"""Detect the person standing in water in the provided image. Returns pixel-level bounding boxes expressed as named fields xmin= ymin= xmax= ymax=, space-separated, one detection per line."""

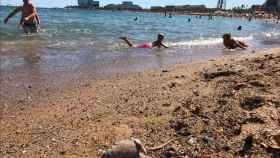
xmin=4 ymin=0 xmax=40 ymax=33
xmin=120 ymin=33 xmax=169 ymax=49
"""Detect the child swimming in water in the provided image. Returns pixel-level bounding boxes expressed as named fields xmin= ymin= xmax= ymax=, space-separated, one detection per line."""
xmin=120 ymin=33 xmax=169 ymax=49
xmin=223 ymin=33 xmax=248 ymax=50
xmin=4 ymin=0 xmax=40 ymax=33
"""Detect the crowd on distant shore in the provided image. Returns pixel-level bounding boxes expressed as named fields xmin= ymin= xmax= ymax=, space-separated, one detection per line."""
xmin=161 ymin=10 xmax=280 ymax=22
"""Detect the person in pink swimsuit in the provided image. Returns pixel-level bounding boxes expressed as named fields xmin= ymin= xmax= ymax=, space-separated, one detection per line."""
xmin=120 ymin=33 xmax=169 ymax=49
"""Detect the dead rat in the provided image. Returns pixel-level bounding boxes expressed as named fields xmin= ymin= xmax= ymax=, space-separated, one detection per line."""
xmin=99 ymin=138 xmax=176 ymax=158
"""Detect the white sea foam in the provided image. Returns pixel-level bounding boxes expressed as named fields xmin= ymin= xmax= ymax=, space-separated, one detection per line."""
xmin=262 ymin=31 xmax=280 ymax=38
xmin=169 ymin=35 xmax=254 ymax=47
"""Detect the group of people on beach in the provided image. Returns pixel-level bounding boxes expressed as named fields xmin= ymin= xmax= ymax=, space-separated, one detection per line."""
xmin=3 ymin=0 xmax=248 ymax=50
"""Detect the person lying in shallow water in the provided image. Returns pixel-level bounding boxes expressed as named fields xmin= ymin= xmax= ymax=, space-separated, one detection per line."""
xmin=223 ymin=33 xmax=248 ymax=50
xmin=120 ymin=33 xmax=169 ymax=49
xmin=4 ymin=0 xmax=40 ymax=33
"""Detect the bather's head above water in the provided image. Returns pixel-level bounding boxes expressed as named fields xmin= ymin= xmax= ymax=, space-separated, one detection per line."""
xmin=223 ymin=33 xmax=231 ymax=40
xmin=23 ymin=0 xmax=31 ymax=4
xmin=156 ymin=33 xmax=165 ymax=42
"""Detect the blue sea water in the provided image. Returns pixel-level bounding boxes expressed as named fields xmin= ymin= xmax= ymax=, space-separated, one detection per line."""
xmin=0 ymin=6 xmax=280 ymax=85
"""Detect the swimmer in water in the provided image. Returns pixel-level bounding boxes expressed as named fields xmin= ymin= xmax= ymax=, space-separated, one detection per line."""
xmin=4 ymin=0 xmax=40 ymax=33
xmin=248 ymin=17 xmax=252 ymax=22
xmin=223 ymin=33 xmax=248 ymax=50
xmin=169 ymin=13 xmax=172 ymax=18
xmin=237 ymin=25 xmax=242 ymax=31
xmin=120 ymin=33 xmax=169 ymax=49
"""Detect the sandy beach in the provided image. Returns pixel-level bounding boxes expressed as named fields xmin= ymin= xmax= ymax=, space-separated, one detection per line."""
xmin=1 ymin=48 xmax=280 ymax=158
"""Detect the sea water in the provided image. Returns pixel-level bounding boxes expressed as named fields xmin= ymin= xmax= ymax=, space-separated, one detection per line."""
xmin=0 ymin=6 xmax=280 ymax=88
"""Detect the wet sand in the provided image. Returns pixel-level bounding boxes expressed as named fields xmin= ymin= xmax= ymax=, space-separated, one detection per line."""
xmin=1 ymin=48 xmax=280 ymax=158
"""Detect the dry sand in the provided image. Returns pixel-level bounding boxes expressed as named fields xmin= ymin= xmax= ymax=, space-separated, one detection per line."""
xmin=1 ymin=48 xmax=280 ymax=158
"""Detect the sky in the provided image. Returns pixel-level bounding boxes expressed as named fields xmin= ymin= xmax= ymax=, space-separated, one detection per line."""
xmin=1 ymin=0 xmax=265 ymax=9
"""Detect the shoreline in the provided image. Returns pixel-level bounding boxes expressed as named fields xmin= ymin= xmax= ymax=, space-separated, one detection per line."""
xmin=64 ymin=7 xmax=280 ymax=21
xmin=2 ymin=5 xmax=279 ymax=21
xmin=1 ymin=47 xmax=280 ymax=157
